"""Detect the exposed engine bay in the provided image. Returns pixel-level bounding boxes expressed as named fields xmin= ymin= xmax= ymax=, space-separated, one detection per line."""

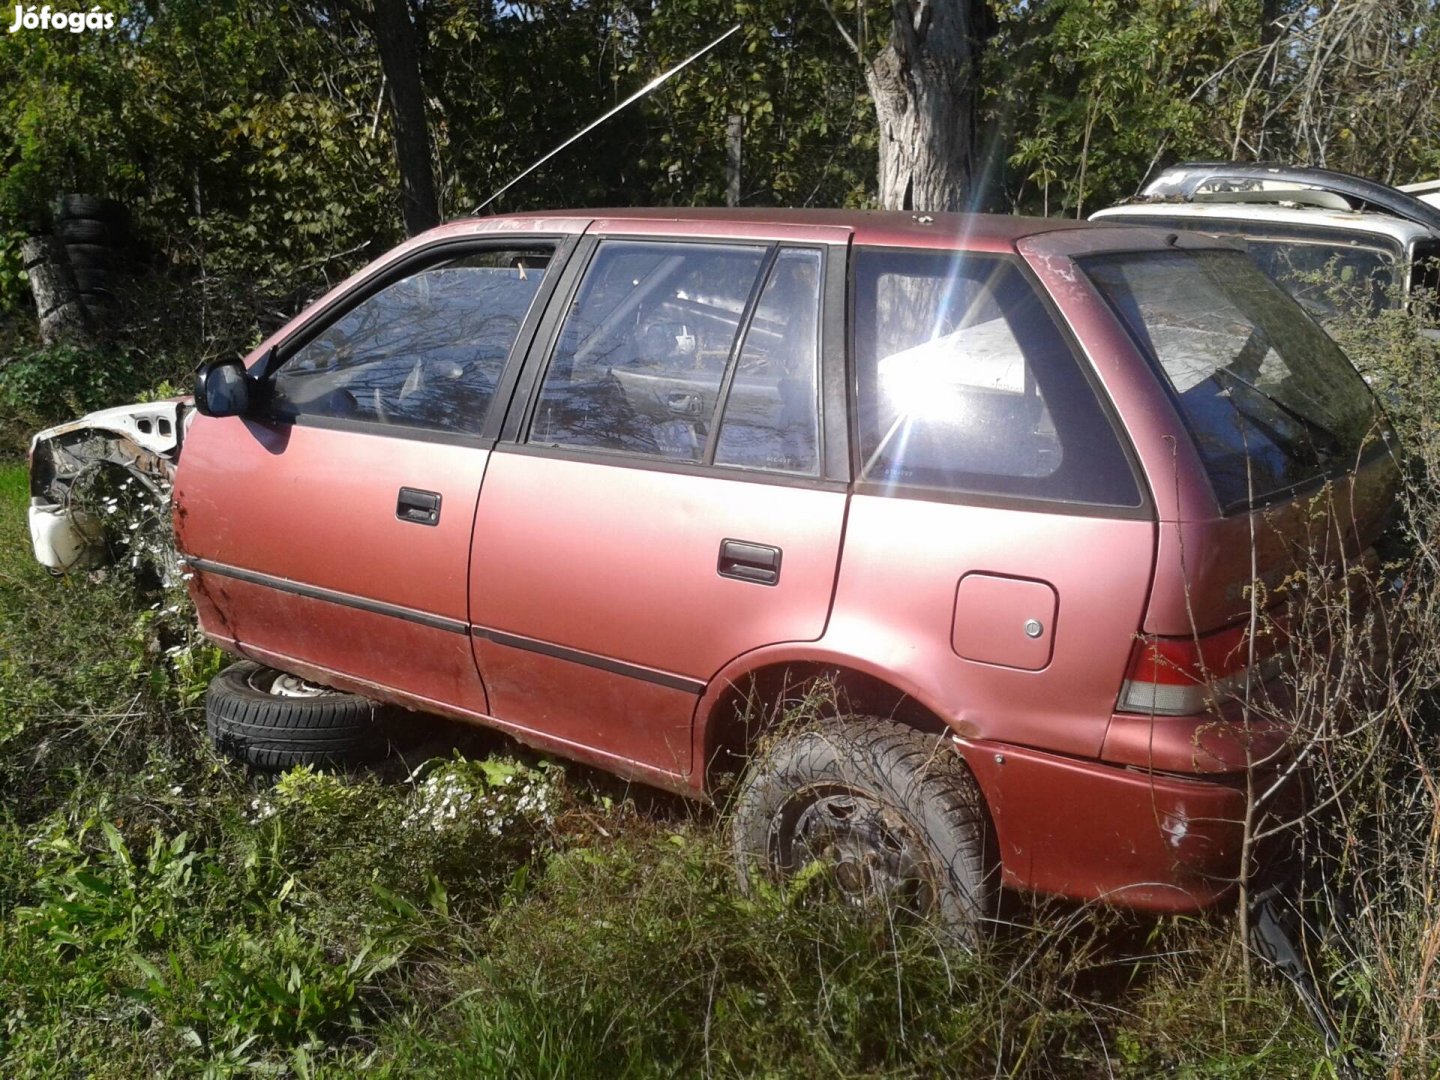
xmin=27 ymin=399 xmax=189 ymax=576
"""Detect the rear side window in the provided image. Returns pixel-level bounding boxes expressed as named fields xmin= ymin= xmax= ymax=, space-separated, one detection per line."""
xmin=271 ymin=247 xmax=551 ymax=434
xmin=1082 ymin=249 xmax=1387 ymax=512
xmin=852 ymin=249 xmax=1139 ymax=507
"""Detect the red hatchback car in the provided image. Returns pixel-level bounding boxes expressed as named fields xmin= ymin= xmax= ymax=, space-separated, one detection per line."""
xmin=34 ymin=208 xmax=1397 ymax=933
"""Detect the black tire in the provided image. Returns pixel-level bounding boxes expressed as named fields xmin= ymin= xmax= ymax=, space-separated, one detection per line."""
xmin=58 ymin=194 xmax=127 ymax=222
xmin=59 ymin=219 xmax=121 ymax=245
xmin=80 ymin=296 xmax=117 ymax=324
xmin=72 ymin=268 xmax=114 ymax=294
xmin=206 ymin=661 xmax=389 ymax=770
xmin=730 ymin=716 xmax=996 ymax=941
xmin=64 ymin=242 xmax=118 ymax=270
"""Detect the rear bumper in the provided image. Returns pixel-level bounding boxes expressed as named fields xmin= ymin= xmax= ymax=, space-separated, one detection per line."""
xmin=957 ymin=737 xmax=1299 ymax=913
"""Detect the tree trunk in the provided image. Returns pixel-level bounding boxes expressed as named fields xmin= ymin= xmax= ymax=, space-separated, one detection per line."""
xmin=369 ymin=0 xmax=439 ymax=236
xmin=21 ymin=236 xmax=94 ymax=347
xmin=866 ymin=0 xmax=995 ymax=212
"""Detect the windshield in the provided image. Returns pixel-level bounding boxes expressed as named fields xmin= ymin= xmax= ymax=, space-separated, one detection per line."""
xmin=1081 ymin=249 xmax=1388 ymax=513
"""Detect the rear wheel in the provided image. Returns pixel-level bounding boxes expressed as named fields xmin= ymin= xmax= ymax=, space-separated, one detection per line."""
xmin=206 ymin=661 xmax=390 ymax=771
xmin=729 ymin=716 xmax=995 ymax=942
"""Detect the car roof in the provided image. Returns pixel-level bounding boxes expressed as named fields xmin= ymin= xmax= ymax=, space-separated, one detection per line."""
xmin=427 ymin=207 xmax=1208 ymax=254
xmin=1090 ymin=201 xmax=1431 ymax=246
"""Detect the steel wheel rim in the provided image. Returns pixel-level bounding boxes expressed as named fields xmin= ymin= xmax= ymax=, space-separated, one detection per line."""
xmin=249 ymin=669 xmax=336 ymax=699
xmin=769 ymin=785 xmax=939 ymax=913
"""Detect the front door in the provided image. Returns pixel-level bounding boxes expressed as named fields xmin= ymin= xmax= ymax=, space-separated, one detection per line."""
xmin=469 ymin=227 xmax=851 ymax=780
xmin=176 ymin=237 xmax=566 ymax=715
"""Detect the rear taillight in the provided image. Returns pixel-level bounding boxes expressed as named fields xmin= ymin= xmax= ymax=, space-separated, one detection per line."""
xmin=1118 ymin=622 xmax=1284 ymax=716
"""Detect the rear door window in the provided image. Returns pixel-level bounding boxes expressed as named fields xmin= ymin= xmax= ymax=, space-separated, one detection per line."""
xmin=713 ymin=248 xmax=822 ymax=473
xmin=1081 ymin=249 xmax=1388 ymax=512
xmin=527 ymin=240 xmax=823 ymax=475
xmin=852 ymin=249 xmax=1140 ymax=507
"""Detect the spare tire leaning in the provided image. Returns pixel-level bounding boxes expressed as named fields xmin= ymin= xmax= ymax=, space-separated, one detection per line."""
xmin=71 ymin=267 xmax=114 ymax=294
xmin=64 ymin=242 xmax=118 ymax=270
xmin=206 ymin=661 xmax=391 ymax=770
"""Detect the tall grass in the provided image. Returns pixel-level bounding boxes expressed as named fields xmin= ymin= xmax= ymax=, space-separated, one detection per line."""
xmin=8 ymin=283 xmax=1440 ymax=1079
xmin=1266 ymin=304 xmax=1440 ymax=1076
xmin=0 ymin=454 xmax=1330 ymax=1077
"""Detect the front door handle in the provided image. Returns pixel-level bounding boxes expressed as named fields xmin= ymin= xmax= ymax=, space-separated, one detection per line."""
xmin=718 ymin=538 xmax=781 ymax=586
xmin=396 ymin=487 xmax=442 ymax=526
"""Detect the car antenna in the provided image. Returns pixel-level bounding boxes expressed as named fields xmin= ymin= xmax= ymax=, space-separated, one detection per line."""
xmin=472 ymin=23 xmax=742 ymax=215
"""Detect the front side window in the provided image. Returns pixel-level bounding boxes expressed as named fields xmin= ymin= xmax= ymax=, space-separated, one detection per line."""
xmin=271 ymin=247 xmax=552 ymax=434
xmin=1082 ymin=249 xmax=1387 ymax=512
xmin=528 ymin=240 xmax=823 ymax=474
xmin=853 ymin=249 xmax=1139 ymax=506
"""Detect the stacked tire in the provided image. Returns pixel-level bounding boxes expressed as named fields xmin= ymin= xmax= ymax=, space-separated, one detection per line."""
xmin=55 ymin=194 xmax=129 ymax=326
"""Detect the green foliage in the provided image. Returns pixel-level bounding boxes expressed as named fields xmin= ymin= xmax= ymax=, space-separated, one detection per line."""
xmin=0 ymin=1 xmax=395 ymax=336
xmin=0 ymin=343 xmax=150 ymax=433
xmin=622 ymin=1 xmax=874 ymax=209
xmin=3 ymin=811 xmax=408 ymax=1068
xmin=993 ymin=0 xmax=1238 ymax=216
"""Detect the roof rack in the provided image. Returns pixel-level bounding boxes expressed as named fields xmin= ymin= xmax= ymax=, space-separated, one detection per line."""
xmin=1140 ymin=162 xmax=1440 ymax=234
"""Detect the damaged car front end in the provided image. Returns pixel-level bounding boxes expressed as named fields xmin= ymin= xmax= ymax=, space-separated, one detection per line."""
xmin=27 ymin=398 xmax=190 ymax=576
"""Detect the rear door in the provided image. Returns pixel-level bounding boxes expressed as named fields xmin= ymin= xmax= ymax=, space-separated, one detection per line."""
xmin=468 ymin=220 xmax=852 ymax=781
xmin=176 ymin=233 xmax=573 ymax=715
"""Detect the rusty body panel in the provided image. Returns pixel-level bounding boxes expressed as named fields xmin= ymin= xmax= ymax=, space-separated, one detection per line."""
xmin=958 ymin=739 xmax=1254 ymax=911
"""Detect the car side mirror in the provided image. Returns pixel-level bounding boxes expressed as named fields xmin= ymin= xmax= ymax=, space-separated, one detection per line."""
xmin=194 ymin=359 xmax=252 ymax=418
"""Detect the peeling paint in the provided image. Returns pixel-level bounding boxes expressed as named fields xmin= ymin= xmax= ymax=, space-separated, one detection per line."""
xmin=1162 ymin=803 xmax=1190 ymax=847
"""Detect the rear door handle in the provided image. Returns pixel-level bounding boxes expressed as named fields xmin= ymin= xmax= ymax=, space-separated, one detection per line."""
xmin=396 ymin=487 xmax=442 ymax=526
xmin=718 ymin=539 xmax=781 ymax=586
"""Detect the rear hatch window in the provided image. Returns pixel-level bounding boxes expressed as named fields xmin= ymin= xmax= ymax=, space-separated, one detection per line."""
xmin=1081 ymin=249 xmax=1389 ymax=513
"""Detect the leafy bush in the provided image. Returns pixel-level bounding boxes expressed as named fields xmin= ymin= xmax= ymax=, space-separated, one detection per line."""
xmin=0 ymin=343 xmax=139 ymax=429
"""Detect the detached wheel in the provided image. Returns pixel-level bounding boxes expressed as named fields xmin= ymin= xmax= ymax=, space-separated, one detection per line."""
xmin=730 ymin=716 xmax=995 ymax=941
xmin=206 ymin=661 xmax=388 ymax=771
